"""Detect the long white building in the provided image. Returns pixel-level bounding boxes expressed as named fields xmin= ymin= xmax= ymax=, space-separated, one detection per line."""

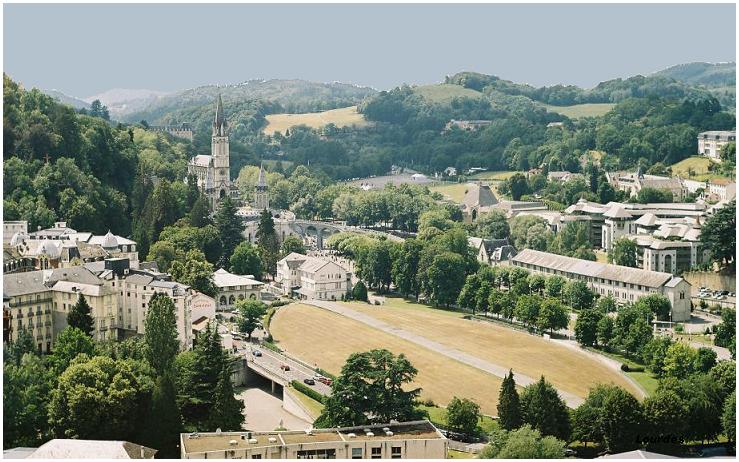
xmin=511 ymin=249 xmax=691 ymax=321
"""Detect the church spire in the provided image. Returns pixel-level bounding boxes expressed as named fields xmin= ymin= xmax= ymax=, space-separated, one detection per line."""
xmin=213 ymin=93 xmax=227 ymax=137
xmin=257 ymin=162 xmax=267 ymax=188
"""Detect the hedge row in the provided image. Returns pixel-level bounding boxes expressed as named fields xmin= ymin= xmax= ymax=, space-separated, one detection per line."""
xmin=291 ymin=380 xmax=326 ymax=404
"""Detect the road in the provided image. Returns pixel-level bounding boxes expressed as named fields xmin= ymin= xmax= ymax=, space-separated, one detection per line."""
xmin=302 ymin=299 xmax=585 ymax=407
xmin=238 ymin=386 xmax=311 ymax=431
xmin=237 ymin=342 xmax=332 ymax=396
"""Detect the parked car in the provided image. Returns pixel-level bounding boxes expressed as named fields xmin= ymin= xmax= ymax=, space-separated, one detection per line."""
xmin=252 ymin=350 xmax=262 ymax=357
xmin=303 ymin=378 xmax=315 ymax=385
xmin=318 ymin=377 xmax=332 ymax=386
xmin=280 ymin=364 xmax=291 ymax=371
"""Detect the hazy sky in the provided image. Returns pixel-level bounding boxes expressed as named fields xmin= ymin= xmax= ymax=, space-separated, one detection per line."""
xmin=4 ymin=3 xmax=736 ymax=98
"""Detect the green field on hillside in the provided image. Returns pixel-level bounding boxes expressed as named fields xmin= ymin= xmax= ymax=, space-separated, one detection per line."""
xmin=262 ymin=106 xmax=369 ymax=135
xmin=543 ymin=103 xmax=615 ymax=119
xmin=670 ymin=156 xmax=730 ymax=181
xmin=468 ymin=170 xmax=520 ymax=181
xmin=414 ymin=84 xmax=484 ymax=103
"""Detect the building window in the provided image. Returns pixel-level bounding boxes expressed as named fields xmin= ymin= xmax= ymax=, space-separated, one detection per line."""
xmin=251 ymin=455 xmax=262 ymax=459
xmin=680 ymin=292 xmax=685 ymax=300
xmin=296 ymin=449 xmax=336 ymax=459
xmin=391 ymin=447 xmax=402 ymax=459
xmin=371 ymin=448 xmax=382 ymax=459
xmin=351 ymin=448 xmax=363 ymax=459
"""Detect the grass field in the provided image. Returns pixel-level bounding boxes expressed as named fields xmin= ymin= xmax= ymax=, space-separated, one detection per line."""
xmin=468 ymin=170 xmax=520 ymax=181
xmin=262 ymin=106 xmax=369 ymax=135
xmin=543 ymin=103 xmax=615 ymax=119
xmin=413 ymin=84 xmax=483 ymax=103
xmin=418 ymin=405 xmax=499 ymax=435
xmin=286 ymin=387 xmax=324 ymax=419
xmin=429 ymin=182 xmax=469 ymax=203
xmin=340 ymin=298 xmax=640 ymax=400
xmin=271 ymin=303 xmax=505 ymax=415
xmin=670 ymin=156 xmax=729 ymax=181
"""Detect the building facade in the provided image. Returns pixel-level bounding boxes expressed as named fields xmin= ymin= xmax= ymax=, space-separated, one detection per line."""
xmin=213 ymin=268 xmax=264 ymax=310
xmin=512 ymin=249 xmax=691 ymax=322
xmin=698 ymin=130 xmax=736 ymax=161
xmin=180 ymin=421 xmax=447 ymax=459
xmin=187 ymin=95 xmax=240 ymax=210
xmin=275 ymin=253 xmax=352 ymax=300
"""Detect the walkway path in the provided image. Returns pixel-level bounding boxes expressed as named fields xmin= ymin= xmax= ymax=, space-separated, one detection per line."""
xmin=303 ymin=300 xmax=585 ymax=407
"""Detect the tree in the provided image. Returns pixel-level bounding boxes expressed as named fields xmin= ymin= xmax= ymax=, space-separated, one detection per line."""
xmin=722 ymin=391 xmax=735 ymax=442
xmin=5 ymin=327 xmax=38 ymax=366
xmin=351 ymin=280 xmax=368 ymax=302
xmin=608 ymin=238 xmax=638 ymax=267
xmin=392 ymin=239 xmax=423 ymax=299
xmin=48 ymin=355 xmax=153 ymax=441
xmin=479 ymin=425 xmax=566 ymax=459
xmin=315 ymin=349 xmax=423 ymax=428
xmin=573 ymin=385 xmax=642 ymax=452
xmin=170 ymin=249 xmax=216 ymax=297
xmin=446 ymin=397 xmax=481 ymax=437
xmin=208 ymin=365 xmax=245 ymax=431
xmin=3 ymin=353 xmax=54 ymax=448
xmin=575 ymin=309 xmax=604 ymax=347
xmin=714 ymin=308 xmax=736 ymax=352
xmin=476 ymin=210 xmax=510 ymax=240
xmin=642 ymin=389 xmax=689 ymax=447
xmin=457 ymin=274 xmax=481 ymax=312
xmin=497 ymin=370 xmax=522 ymax=430
xmin=693 ymin=347 xmax=717 ymax=374
xmin=426 ymin=252 xmax=466 ymax=307
xmin=49 ymin=327 xmax=96 ymax=373
xmin=256 ymin=209 xmax=279 ymax=277
xmin=662 ymin=342 xmax=697 ymax=379
xmin=214 ymin=196 xmax=243 ymax=268
xmin=141 ymin=373 xmax=182 ymax=458
xmin=545 ymin=276 xmax=566 ymax=299
xmin=700 ymin=200 xmax=735 ymax=269
xmin=596 ymin=315 xmax=614 ymax=349
xmin=514 ymin=295 xmax=541 ymax=329
xmin=636 ymin=187 xmax=673 ymax=203
xmin=563 ymin=281 xmax=595 ymax=311
xmin=230 ymin=241 xmax=263 ymax=279
xmin=519 ymin=377 xmax=571 ymax=441
xmin=536 ymin=298 xmax=569 ymax=334
xmin=489 ymin=289 xmax=515 ymax=320
xmin=279 ymin=235 xmax=306 ymax=256
xmin=188 ymin=193 xmax=211 ymax=228
xmin=67 ymin=294 xmax=94 ymax=336
xmin=634 ymin=294 xmax=671 ymax=321
xmin=144 ymin=292 xmax=180 ymax=375
xmin=641 ymin=336 xmax=672 ymax=376
xmin=147 ymin=240 xmax=178 ymax=273
xmin=237 ymin=299 xmax=267 ymax=340
xmin=506 ymin=173 xmax=531 ymax=200
xmin=709 ymin=360 xmax=736 ymax=401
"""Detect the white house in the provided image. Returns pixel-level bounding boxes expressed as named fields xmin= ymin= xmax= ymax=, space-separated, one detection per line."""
xmin=698 ymin=130 xmax=735 ymax=161
xmin=275 ymin=253 xmax=352 ymax=300
xmin=212 ymin=268 xmax=263 ymax=310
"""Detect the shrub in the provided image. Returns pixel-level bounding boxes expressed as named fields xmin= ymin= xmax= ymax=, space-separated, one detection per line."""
xmin=674 ymin=324 xmax=684 ymax=333
xmin=621 ymin=363 xmax=630 ymax=372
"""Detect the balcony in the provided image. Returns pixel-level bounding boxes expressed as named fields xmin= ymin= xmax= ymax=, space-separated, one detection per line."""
xmin=9 ymin=297 xmax=52 ymax=308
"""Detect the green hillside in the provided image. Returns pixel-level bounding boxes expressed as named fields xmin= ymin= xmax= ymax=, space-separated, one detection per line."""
xmin=413 ymin=84 xmax=483 ymax=103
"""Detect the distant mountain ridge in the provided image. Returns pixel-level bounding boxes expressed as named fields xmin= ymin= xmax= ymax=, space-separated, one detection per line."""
xmin=654 ymin=62 xmax=735 ymax=87
xmin=42 ymin=89 xmax=90 ymax=110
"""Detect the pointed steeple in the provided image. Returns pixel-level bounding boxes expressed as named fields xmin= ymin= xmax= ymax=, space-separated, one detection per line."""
xmin=213 ymin=93 xmax=227 ymax=137
xmin=257 ymin=162 xmax=267 ymax=188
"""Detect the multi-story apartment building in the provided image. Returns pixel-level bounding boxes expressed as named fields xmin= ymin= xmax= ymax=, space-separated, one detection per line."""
xmin=698 ymin=130 xmax=735 ymax=161
xmin=4 ymin=272 xmax=55 ymax=353
xmin=213 ymin=268 xmax=263 ymax=310
xmin=180 ymin=421 xmax=447 ymax=459
xmin=275 ymin=253 xmax=352 ymax=300
xmin=512 ymin=249 xmax=691 ymax=321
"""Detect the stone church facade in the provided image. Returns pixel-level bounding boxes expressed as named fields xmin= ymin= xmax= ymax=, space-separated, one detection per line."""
xmin=187 ymin=94 xmax=240 ymax=210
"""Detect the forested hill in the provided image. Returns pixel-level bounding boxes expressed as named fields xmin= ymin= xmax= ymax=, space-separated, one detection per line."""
xmin=3 ymin=74 xmax=197 ymax=236
xmin=653 ymin=62 xmax=735 ymax=109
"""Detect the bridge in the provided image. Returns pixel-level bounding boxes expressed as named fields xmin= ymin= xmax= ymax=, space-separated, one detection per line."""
xmin=288 ymin=220 xmax=404 ymax=249
xmin=238 ymin=343 xmax=331 ymax=397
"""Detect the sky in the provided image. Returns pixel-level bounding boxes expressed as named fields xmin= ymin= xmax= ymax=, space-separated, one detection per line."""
xmin=4 ymin=3 xmax=736 ymax=98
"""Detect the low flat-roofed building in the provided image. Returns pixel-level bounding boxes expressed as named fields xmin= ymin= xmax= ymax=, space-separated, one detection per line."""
xmin=511 ymin=249 xmax=691 ymax=321
xmin=180 ymin=420 xmax=447 ymax=459
xmin=213 ymin=268 xmax=264 ymax=310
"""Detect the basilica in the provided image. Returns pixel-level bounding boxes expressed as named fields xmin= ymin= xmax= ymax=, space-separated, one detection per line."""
xmin=187 ymin=95 xmax=240 ymax=210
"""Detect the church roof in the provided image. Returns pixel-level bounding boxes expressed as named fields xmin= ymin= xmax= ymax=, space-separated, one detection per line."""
xmin=213 ymin=94 xmax=227 ymax=136
xmin=257 ymin=163 xmax=267 ymax=187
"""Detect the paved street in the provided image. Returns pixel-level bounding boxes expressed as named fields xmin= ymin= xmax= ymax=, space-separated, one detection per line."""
xmin=237 ymin=386 xmax=311 ymax=431
xmin=302 ymin=300 xmax=585 ymax=407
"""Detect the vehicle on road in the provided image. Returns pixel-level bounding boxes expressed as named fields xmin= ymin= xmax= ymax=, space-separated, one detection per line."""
xmin=280 ymin=364 xmax=291 ymax=371
xmin=303 ymin=378 xmax=315 ymax=385
xmin=252 ymin=350 xmax=262 ymax=357
xmin=317 ymin=377 xmax=332 ymax=385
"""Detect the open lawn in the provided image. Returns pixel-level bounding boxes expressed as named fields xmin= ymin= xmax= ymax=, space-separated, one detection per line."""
xmin=341 ymin=298 xmax=641 ymax=400
xmin=262 ymin=106 xmax=369 ymax=135
xmin=670 ymin=156 xmax=730 ymax=181
xmin=468 ymin=171 xmax=520 ymax=181
xmin=543 ymin=103 xmax=615 ymax=119
xmin=286 ymin=387 xmax=324 ymax=420
xmin=429 ymin=182 xmax=469 ymax=203
xmin=413 ymin=84 xmax=483 ymax=103
xmin=271 ymin=303 xmax=505 ymax=415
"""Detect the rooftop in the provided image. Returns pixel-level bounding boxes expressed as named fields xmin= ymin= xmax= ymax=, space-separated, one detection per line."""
xmin=512 ymin=249 xmax=682 ymax=288
xmin=23 ymin=439 xmax=156 ymax=459
xmin=213 ymin=268 xmax=264 ymax=288
xmin=181 ymin=421 xmax=444 ymax=455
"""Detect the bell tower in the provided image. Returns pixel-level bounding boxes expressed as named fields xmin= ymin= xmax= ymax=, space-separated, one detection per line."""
xmin=254 ymin=163 xmax=269 ymax=210
xmin=211 ymin=94 xmax=230 ymax=188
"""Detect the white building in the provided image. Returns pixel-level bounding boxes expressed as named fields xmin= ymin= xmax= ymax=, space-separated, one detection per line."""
xmin=512 ymin=249 xmax=691 ymax=322
xmin=275 ymin=253 xmax=352 ymax=300
xmin=213 ymin=268 xmax=264 ymax=310
xmin=5 ymin=439 xmax=156 ymax=459
xmin=706 ymin=178 xmax=736 ymax=202
xmin=698 ymin=130 xmax=735 ymax=161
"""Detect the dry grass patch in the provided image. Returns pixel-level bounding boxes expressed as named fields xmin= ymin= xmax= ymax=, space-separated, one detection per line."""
xmin=341 ymin=299 xmax=640 ymax=399
xmin=271 ymin=303 xmax=503 ymax=415
xmin=429 ymin=183 xmax=469 ymax=203
xmin=262 ymin=106 xmax=369 ymax=135
xmin=543 ymin=103 xmax=615 ymax=118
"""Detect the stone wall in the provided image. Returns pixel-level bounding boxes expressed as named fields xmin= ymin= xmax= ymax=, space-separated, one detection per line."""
xmin=683 ymin=271 xmax=736 ymax=292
